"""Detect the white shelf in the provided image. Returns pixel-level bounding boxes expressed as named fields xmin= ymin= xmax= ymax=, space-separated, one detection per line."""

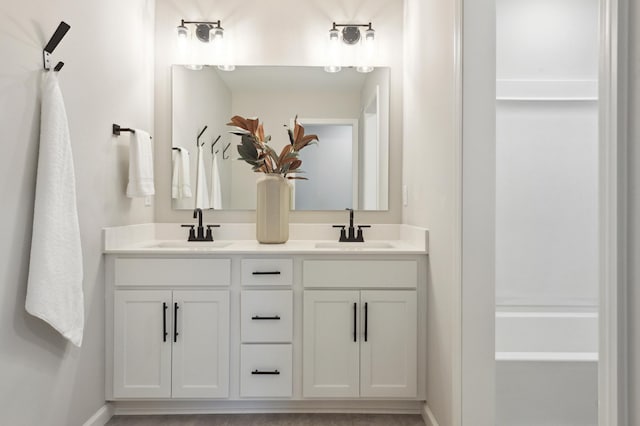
xmin=496 ymin=79 xmax=598 ymax=101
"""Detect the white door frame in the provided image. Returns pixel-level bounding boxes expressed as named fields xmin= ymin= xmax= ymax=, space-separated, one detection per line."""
xmin=598 ymin=0 xmax=625 ymax=424
xmin=457 ymin=0 xmax=625 ymax=424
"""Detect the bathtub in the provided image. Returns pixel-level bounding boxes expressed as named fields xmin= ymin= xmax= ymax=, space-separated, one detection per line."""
xmin=495 ymin=309 xmax=598 ymax=426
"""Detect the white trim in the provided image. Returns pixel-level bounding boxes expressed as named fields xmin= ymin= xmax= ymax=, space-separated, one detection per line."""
xmin=112 ymin=400 xmax=423 ymax=416
xmin=82 ymin=403 xmax=114 ymax=426
xmin=496 ymin=352 xmax=598 ymax=362
xmin=452 ymin=0 xmax=463 ymax=423
xmin=598 ymin=0 xmax=621 ymax=424
xmin=422 ymin=403 xmax=441 ymax=426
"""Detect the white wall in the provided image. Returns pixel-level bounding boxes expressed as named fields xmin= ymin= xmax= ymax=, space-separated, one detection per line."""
xmin=0 ymin=0 xmax=155 ymax=425
xmin=154 ymin=0 xmax=404 ymax=224
xmin=171 ymin=66 xmax=232 ymax=210
xmin=495 ymin=0 xmax=599 ymax=307
xmin=360 ymin=68 xmax=390 ymax=210
xmin=402 ymin=0 xmax=460 ymax=424
xmin=626 ymin=0 xmax=640 ymax=422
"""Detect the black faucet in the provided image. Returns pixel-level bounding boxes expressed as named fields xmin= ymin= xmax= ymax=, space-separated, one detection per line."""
xmin=181 ymin=208 xmax=219 ymax=241
xmin=333 ymin=208 xmax=370 ymax=242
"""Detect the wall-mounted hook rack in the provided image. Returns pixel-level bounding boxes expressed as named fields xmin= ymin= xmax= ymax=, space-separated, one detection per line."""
xmin=113 ymin=123 xmax=152 ymax=139
xmin=197 ymin=126 xmax=208 ymax=147
xmin=43 ymin=21 xmax=70 ymax=71
xmin=211 ymin=135 xmax=221 ymax=154
xmin=223 ymin=142 xmax=231 ymax=159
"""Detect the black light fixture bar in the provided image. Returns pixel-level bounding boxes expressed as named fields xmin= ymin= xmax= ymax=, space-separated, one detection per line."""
xmin=331 ymin=22 xmax=373 ymax=30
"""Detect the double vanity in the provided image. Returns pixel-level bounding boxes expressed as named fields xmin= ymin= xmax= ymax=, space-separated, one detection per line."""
xmin=103 ymin=222 xmax=428 ymax=414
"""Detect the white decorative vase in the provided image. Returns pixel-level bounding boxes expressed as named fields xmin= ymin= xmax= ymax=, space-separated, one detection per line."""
xmin=256 ymin=174 xmax=290 ymax=244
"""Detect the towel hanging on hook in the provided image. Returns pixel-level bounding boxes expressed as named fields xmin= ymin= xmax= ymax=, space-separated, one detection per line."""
xmin=43 ymin=21 xmax=70 ymax=72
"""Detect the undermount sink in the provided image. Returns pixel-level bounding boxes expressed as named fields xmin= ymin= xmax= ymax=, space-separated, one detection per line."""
xmin=314 ymin=241 xmax=395 ymax=249
xmin=143 ymin=240 xmax=232 ymax=249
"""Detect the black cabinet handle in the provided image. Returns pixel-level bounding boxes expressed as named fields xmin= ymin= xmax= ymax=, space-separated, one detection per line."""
xmin=173 ymin=302 xmax=179 ymax=342
xmin=252 ymin=271 xmax=281 ymax=275
xmin=353 ymin=302 xmax=357 ymax=342
xmin=251 ymin=369 xmax=280 ymax=375
xmin=364 ymin=302 xmax=368 ymax=342
xmin=251 ymin=315 xmax=281 ymax=320
xmin=162 ymin=302 xmax=168 ymax=342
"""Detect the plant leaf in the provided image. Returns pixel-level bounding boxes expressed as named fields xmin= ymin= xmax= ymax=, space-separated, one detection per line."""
xmin=227 ymin=116 xmax=249 ymax=130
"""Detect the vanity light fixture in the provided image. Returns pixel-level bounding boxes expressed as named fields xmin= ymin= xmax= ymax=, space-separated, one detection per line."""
xmin=325 ymin=22 xmax=376 ymax=73
xmin=176 ymin=19 xmax=225 ymax=43
xmin=176 ymin=19 xmax=235 ymax=71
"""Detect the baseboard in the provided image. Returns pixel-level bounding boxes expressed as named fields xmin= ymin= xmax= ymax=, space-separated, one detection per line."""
xmin=421 ymin=403 xmax=440 ymax=426
xmin=83 ymin=403 xmax=114 ymax=426
xmin=112 ymin=400 xmax=423 ymax=416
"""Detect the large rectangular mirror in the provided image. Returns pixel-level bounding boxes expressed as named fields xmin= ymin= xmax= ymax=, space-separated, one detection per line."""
xmin=171 ymin=65 xmax=389 ymax=211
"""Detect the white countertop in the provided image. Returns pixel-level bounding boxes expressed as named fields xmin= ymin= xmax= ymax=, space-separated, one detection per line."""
xmin=103 ymin=223 xmax=429 ymax=255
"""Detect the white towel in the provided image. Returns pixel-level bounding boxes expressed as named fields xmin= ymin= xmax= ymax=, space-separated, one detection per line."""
xmin=26 ymin=72 xmax=84 ymax=347
xmin=171 ymin=147 xmax=192 ymax=199
xmin=195 ymin=144 xmax=210 ymax=209
xmin=210 ymin=152 xmax=222 ymax=209
xmin=125 ymin=129 xmax=154 ymax=197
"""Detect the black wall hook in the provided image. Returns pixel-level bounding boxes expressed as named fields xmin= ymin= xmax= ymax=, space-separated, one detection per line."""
xmin=197 ymin=126 xmax=208 ymax=147
xmin=223 ymin=142 xmax=231 ymax=159
xmin=211 ymin=135 xmax=221 ymax=154
xmin=43 ymin=21 xmax=70 ymax=71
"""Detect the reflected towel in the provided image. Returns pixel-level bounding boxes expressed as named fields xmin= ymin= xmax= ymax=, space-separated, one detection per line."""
xmin=171 ymin=147 xmax=192 ymax=199
xmin=26 ymin=72 xmax=84 ymax=347
xmin=210 ymin=152 xmax=222 ymax=209
xmin=195 ymin=144 xmax=210 ymax=209
xmin=126 ymin=129 xmax=154 ymax=197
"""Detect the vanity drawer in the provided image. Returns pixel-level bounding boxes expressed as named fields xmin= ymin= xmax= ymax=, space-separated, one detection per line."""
xmin=241 ymin=290 xmax=293 ymax=343
xmin=240 ymin=344 xmax=292 ymax=398
xmin=114 ymin=258 xmax=231 ymax=287
xmin=302 ymin=260 xmax=417 ymax=288
xmin=241 ymin=259 xmax=293 ymax=286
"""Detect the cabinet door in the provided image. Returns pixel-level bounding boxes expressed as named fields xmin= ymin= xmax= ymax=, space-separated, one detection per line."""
xmin=360 ymin=290 xmax=417 ymax=397
xmin=113 ymin=290 xmax=172 ymax=398
xmin=303 ymin=290 xmax=360 ymax=397
xmin=171 ymin=290 xmax=229 ymax=398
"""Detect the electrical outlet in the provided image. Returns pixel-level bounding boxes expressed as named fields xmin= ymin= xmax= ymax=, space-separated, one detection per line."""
xmin=144 ymin=196 xmax=152 ymax=207
xmin=403 ymin=185 xmax=408 ymax=207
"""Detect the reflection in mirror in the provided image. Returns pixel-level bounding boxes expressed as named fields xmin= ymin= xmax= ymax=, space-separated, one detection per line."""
xmin=171 ymin=65 xmax=389 ymax=211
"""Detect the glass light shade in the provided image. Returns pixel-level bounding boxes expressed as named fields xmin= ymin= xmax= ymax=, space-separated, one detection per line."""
xmin=211 ymin=26 xmax=224 ymax=41
xmin=325 ymin=28 xmax=342 ymax=73
xmin=356 ymin=28 xmax=376 ymax=73
xmin=176 ymin=24 xmax=189 ymax=40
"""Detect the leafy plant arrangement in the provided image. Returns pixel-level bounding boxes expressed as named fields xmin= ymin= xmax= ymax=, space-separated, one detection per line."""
xmin=227 ymin=115 xmax=318 ymax=180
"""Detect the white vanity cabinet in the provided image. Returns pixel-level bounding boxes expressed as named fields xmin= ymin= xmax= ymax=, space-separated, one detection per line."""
xmin=109 ymin=257 xmax=231 ymax=399
xmin=105 ymin=248 xmax=427 ymax=409
xmin=302 ymin=260 xmax=418 ymax=398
